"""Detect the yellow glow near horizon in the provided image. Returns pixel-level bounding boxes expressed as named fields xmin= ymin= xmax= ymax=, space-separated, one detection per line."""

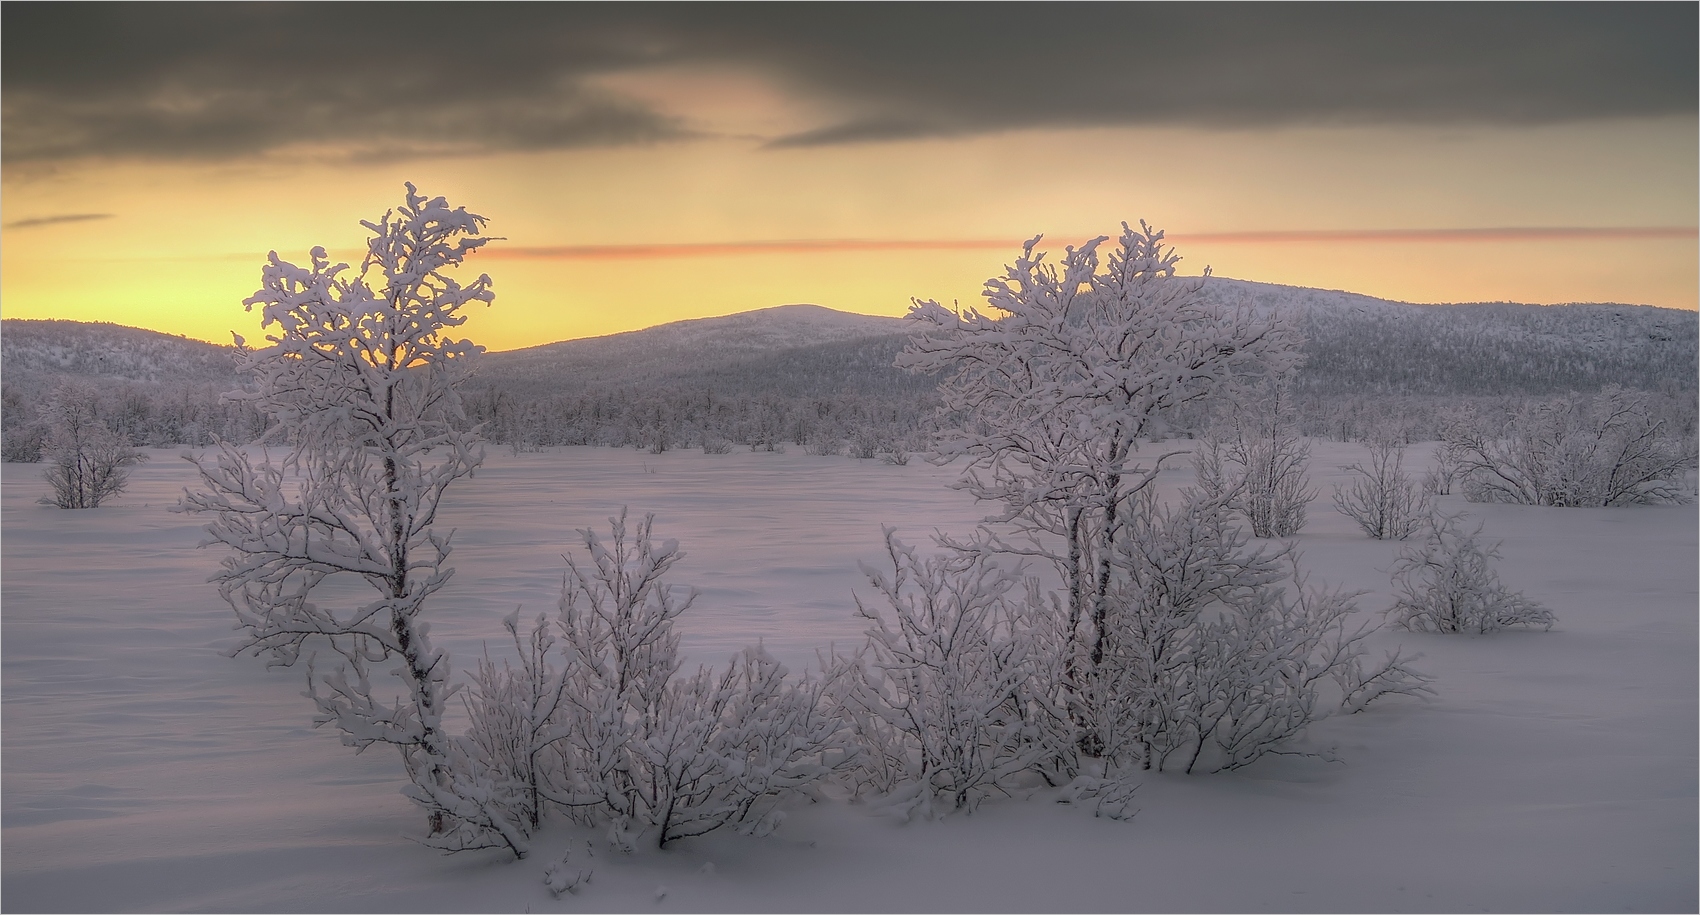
xmin=3 ymin=118 xmax=1694 ymax=351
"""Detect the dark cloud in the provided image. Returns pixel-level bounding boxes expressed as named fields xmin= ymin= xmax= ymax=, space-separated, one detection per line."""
xmin=1 ymin=4 xmax=696 ymax=162
xmin=3 ymin=213 xmax=115 ymax=229
xmin=3 ymin=2 xmax=1693 ymax=163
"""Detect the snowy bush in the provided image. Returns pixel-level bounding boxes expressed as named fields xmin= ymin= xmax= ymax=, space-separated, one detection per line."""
xmin=1084 ymin=487 xmax=1431 ymax=774
xmin=38 ymin=382 xmax=147 ymax=508
xmin=804 ymin=429 xmax=842 ymax=456
xmin=1423 ymin=439 xmax=1468 ymax=496
xmin=2 ymin=384 xmax=47 ymax=463
xmin=3 ymin=425 xmax=46 ymax=464
xmin=827 ymin=532 xmax=1072 ymax=817
xmin=1332 ymin=438 xmax=1432 ymax=540
xmin=542 ymin=511 xmax=848 ymax=847
xmin=179 ymin=186 xmax=530 ymax=856
xmin=1387 ymin=514 xmax=1554 ymax=633
xmin=1452 ymin=387 xmax=1696 ymax=507
xmin=1196 ymin=386 xmax=1316 ymax=538
xmin=441 ymin=512 xmax=850 ymax=853
xmin=642 ymin=423 xmax=673 ymax=454
xmin=849 ymin=427 xmax=882 ymax=460
xmin=459 ymin=610 xmax=570 ymax=838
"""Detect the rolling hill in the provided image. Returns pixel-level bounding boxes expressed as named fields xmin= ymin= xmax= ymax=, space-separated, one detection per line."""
xmin=5 ymin=281 xmax=1694 ymax=424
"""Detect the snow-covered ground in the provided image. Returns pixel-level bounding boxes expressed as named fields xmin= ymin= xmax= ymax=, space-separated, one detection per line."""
xmin=4 ymin=442 xmax=1695 ymax=913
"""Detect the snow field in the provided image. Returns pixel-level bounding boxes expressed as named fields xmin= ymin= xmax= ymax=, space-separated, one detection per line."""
xmin=3 ymin=441 xmax=1694 ymax=912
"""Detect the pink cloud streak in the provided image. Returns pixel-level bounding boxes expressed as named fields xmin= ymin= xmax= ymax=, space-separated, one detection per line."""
xmin=476 ymin=227 xmax=1697 ymax=261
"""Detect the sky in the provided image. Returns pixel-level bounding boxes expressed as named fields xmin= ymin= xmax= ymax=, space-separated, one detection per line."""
xmin=2 ymin=2 xmax=1695 ymax=352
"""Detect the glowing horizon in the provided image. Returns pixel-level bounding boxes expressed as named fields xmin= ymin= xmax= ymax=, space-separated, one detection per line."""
xmin=5 ymin=221 xmax=1696 ymax=353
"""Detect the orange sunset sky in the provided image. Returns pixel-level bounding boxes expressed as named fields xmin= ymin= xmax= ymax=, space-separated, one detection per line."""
xmin=3 ymin=3 xmax=1695 ymax=353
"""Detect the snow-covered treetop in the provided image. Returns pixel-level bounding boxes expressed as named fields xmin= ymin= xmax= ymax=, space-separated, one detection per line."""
xmin=235 ymin=184 xmax=495 ymax=453
xmin=902 ymin=221 xmax=1301 ymax=469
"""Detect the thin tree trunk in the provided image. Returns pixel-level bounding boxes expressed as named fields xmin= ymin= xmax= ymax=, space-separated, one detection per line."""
xmin=1090 ymin=467 xmax=1123 ymax=670
xmin=384 ymin=379 xmax=448 ymax=833
xmin=1064 ymin=505 xmax=1084 ymax=681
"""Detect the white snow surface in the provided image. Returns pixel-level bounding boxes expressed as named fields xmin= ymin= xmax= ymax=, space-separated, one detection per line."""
xmin=3 ymin=442 xmax=1695 ymax=913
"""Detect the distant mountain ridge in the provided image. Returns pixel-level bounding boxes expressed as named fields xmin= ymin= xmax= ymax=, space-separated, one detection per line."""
xmin=5 ymin=283 xmax=1695 ymax=406
xmin=478 ymin=304 xmax=907 ymax=395
xmin=469 ymin=280 xmax=1697 ymax=400
xmin=501 ymin=303 xmax=905 ymax=360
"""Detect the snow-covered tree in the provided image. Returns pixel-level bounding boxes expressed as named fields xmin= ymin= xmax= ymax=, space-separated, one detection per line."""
xmin=1332 ymin=438 xmax=1432 ymax=540
xmin=900 ymin=222 xmax=1300 ymax=709
xmin=178 ymin=185 xmax=526 ymax=855
xmin=39 ymin=381 xmax=147 ymax=508
xmin=1387 ymin=514 xmax=1554 ymax=634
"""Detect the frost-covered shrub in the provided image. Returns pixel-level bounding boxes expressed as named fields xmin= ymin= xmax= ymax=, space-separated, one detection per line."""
xmin=642 ymin=423 xmax=672 ymax=454
xmin=1453 ymin=388 xmax=1696 ymax=507
xmin=827 ymin=532 xmax=1071 ymax=817
xmin=38 ymin=382 xmax=146 ymax=508
xmin=1086 ymin=488 xmax=1430 ymax=774
xmin=460 ymin=610 xmax=569 ymax=838
xmin=804 ymin=430 xmax=841 ymax=456
xmin=1332 ymin=438 xmax=1432 ymax=540
xmin=4 ymin=427 xmax=46 ymax=464
xmin=1387 ymin=514 xmax=1554 ymax=633
xmin=415 ymin=511 xmax=848 ymax=855
xmin=1197 ymin=388 xmax=1316 ymax=538
xmin=540 ymin=511 xmax=847 ymax=848
xmin=849 ymin=427 xmax=882 ymax=460
xmin=1423 ymin=439 xmax=1468 ymax=496
xmin=0 ymin=385 xmax=36 ymax=461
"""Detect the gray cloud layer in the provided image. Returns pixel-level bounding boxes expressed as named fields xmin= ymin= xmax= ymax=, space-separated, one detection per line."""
xmin=4 ymin=2 xmax=1693 ymax=163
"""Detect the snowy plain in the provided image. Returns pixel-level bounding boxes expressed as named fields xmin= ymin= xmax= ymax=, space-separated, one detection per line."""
xmin=3 ymin=441 xmax=1695 ymax=913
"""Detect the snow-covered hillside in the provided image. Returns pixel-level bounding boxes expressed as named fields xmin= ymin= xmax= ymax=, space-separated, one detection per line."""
xmin=5 ymin=288 xmax=1694 ymax=455
xmin=473 ymin=328 xmax=923 ymax=402
xmin=1197 ymin=278 xmax=1697 ymax=395
xmin=5 ymin=288 xmax=1694 ymax=405
xmin=481 ymin=303 xmax=906 ymax=389
xmin=472 ymin=284 xmax=1696 ymax=399
xmin=0 ymin=319 xmax=238 ymax=390
xmin=0 ymin=321 xmax=258 ymax=456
